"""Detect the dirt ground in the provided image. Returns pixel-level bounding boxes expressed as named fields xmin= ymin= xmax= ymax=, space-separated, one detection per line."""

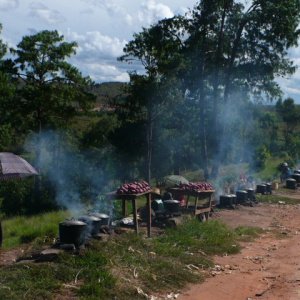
xmin=179 ymin=191 xmax=300 ymax=300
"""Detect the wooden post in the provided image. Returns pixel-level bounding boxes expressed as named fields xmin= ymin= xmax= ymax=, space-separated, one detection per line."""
xmin=122 ymin=199 xmax=127 ymax=217
xmin=147 ymin=192 xmax=152 ymax=237
xmin=194 ymin=196 xmax=198 ymax=215
xmin=132 ymin=198 xmax=138 ymax=234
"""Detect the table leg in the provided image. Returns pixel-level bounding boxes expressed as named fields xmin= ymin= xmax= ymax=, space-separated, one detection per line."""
xmin=194 ymin=197 xmax=198 ymax=215
xmin=122 ymin=199 xmax=127 ymax=217
xmin=132 ymin=199 xmax=138 ymax=234
xmin=147 ymin=193 xmax=152 ymax=238
xmin=186 ymin=195 xmax=190 ymax=208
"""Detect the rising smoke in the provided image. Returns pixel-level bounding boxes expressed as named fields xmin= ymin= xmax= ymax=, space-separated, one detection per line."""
xmin=25 ymin=130 xmax=112 ymax=216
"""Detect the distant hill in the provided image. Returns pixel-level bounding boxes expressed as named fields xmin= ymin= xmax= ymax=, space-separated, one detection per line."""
xmin=91 ymin=82 xmax=127 ymax=104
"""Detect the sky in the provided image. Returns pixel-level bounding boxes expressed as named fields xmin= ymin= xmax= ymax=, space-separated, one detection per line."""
xmin=1 ymin=0 xmax=300 ymax=103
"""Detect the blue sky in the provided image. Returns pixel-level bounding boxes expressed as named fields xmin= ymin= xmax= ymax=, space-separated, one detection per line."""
xmin=1 ymin=0 xmax=300 ymax=103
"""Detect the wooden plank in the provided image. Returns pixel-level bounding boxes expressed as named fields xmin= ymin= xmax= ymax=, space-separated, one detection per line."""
xmin=132 ymin=199 xmax=138 ymax=235
xmin=147 ymin=193 xmax=152 ymax=237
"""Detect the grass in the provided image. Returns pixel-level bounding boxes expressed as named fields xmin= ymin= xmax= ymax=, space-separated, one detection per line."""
xmin=256 ymin=193 xmax=300 ymax=205
xmin=0 ymin=216 xmax=250 ymax=299
xmin=2 ymin=210 xmax=70 ymax=249
xmin=234 ymin=226 xmax=264 ymax=242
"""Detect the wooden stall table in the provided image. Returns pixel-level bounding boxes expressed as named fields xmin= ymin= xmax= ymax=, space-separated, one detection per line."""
xmin=167 ymin=188 xmax=215 ymax=220
xmin=106 ymin=191 xmax=152 ymax=237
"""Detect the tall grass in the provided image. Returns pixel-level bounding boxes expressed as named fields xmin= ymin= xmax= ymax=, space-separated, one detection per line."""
xmin=2 ymin=210 xmax=70 ymax=249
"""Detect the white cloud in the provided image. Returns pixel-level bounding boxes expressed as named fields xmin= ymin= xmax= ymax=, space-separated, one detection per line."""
xmin=80 ymin=0 xmax=123 ymax=15
xmin=29 ymin=2 xmax=66 ymax=24
xmin=67 ymin=30 xmax=126 ymax=58
xmin=138 ymin=0 xmax=174 ymax=25
xmin=0 ymin=0 xmax=18 ymax=10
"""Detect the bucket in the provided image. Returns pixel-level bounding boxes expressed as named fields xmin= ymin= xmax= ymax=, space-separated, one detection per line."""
xmin=272 ymin=182 xmax=279 ymax=190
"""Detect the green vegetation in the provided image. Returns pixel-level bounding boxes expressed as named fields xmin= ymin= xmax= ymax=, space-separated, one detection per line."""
xmin=234 ymin=226 xmax=265 ymax=242
xmin=0 ymin=216 xmax=263 ymax=299
xmin=2 ymin=210 xmax=70 ymax=249
xmin=256 ymin=194 xmax=300 ymax=205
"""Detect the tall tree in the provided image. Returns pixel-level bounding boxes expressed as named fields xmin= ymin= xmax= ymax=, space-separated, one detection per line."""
xmin=119 ymin=21 xmax=185 ymax=182
xmin=8 ymin=30 xmax=95 ymax=133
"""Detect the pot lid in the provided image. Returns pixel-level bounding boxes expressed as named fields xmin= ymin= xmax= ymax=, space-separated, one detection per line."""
xmin=89 ymin=212 xmax=109 ymax=219
xmin=60 ymin=219 xmax=87 ymax=226
xmin=163 ymin=199 xmax=180 ymax=204
xmin=78 ymin=215 xmax=100 ymax=222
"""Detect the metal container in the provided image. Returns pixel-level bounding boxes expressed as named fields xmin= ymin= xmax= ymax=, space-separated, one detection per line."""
xmin=59 ymin=219 xmax=87 ymax=248
xmin=247 ymin=188 xmax=255 ymax=200
xmin=291 ymin=174 xmax=300 ymax=183
xmin=264 ymin=183 xmax=272 ymax=195
xmin=163 ymin=199 xmax=180 ymax=214
xmin=151 ymin=199 xmax=165 ymax=212
xmin=294 ymin=170 xmax=300 ymax=175
xmin=219 ymin=195 xmax=234 ymax=208
xmin=78 ymin=215 xmax=102 ymax=236
xmin=256 ymin=184 xmax=267 ymax=194
xmin=88 ymin=212 xmax=110 ymax=227
xmin=236 ymin=190 xmax=248 ymax=203
xmin=286 ymin=178 xmax=297 ymax=189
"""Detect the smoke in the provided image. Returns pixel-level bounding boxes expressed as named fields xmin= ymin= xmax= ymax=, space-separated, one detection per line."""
xmin=24 ymin=130 xmax=112 ymax=216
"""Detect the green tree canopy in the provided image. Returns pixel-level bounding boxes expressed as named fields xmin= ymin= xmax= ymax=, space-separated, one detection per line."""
xmin=8 ymin=30 xmax=95 ymax=132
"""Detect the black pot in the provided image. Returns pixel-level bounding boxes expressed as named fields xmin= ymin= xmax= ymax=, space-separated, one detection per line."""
xmin=256 ymin=184 xmax=267 ymax=194
xmin=292 ymin=174 xmax=300 ymax=183
xmin=78 ymin=215 xmax=102 ymax=236
xmin=264 ymin=183 xmax=272 ymax=195
xmin=247 ymin=188 xmax=255 ymax=200
xmin=163 ymin=200 xmax=180 ymax=214
xmin=219 ymin=195 xmax=234 ymax=208
xmin=88 ymin=212 xmax=110 ymax=226
xmin=59 ymin=219 xmax=87 ymax=248
xmin=286 ymin=178 xmax=297 ymax=189
xmin=294 ymin=170 xmax=300 ymax=175
xmin=236 ymin=190 xmax=248 ymax=203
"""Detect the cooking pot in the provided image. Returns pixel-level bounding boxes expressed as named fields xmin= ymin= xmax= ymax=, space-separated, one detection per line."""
xmin=163 ymin=199 xmax=180 ymax=214
xmin=292 ymin=174 xmax=300 ymax=183
xmin=247 ymin=188 xmax=255 ymax=200
xmin=256 ymin=184 xmax=267 ymax=195
xmin=78 ymin=215 xmax=102 ymax=236
xmin=88 ymin=212 xmax=110 ymax=226
xmin=219 ymin=195 xmax=235 ymax=208
xmin=236 ymin=190 xmax=248 ymax=203
xmin=59 ymin=219 xmax=87 ymax=248
xmin=286 ymin=178 xmax=297 ymax=189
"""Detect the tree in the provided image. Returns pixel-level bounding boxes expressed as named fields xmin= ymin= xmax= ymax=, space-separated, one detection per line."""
xmin=8 ymin=30 xmax=95 ymax=133
xmin=276 ymin=98 xmax=300 ymax=157
xmin=119 ymin=21 xmax=185 ymax=182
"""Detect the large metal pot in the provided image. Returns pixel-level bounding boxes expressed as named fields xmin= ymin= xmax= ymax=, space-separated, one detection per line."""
xmin=78 ymin=215 xmax=102 ymax=236
xmin=256 ymin=184 xmax=267 ymax=194
xmin=59 ymin=219 xmax=87 ymax=248
xmin=88 ymin=212 xmax=110 ymax=227
xmin=219 ymin=195 xmax=235 ymax=208
xmin=286 ymin=178 xmax=297 ymax=189
xmin=236 ymin=190 xmax=248 ymax=203
xmin=247 ymin=188 xmax=255 ymax=200
xmin=292 ymin=174 xmax=300 ymax=184
xmin=163 ymin=199 xmax=180 ymax=214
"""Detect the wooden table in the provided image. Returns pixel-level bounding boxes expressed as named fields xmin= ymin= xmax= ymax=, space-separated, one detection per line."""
xmin=106 ymin=191 xmax=152 ymax=237
xmin=167 ymin=188 xmax=215 ymax=220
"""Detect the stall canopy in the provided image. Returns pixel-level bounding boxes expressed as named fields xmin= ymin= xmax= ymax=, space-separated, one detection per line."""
xmin=0 ymin=152 xmax=38 ymax=180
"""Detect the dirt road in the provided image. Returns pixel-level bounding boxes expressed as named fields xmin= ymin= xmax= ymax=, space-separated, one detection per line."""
xmin=179 ymin=198 xmax=300 ymax=300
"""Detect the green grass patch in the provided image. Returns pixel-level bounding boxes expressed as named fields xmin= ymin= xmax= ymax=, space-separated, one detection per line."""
xmin=234 ymin=226 xmax=264 ymax=241
xmin=256 ymin=194 xmax=300 ymax=205
xmin=0 ymin=216 xmax=248 ymax=299
xmin=2 ymin=210 xmax=70 ymax=249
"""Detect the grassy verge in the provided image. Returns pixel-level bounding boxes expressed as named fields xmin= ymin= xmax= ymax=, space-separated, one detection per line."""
xmin=0 ymin=217 xmax=252 ymax=299
xmin=2 ymin=210 xmax=70 ymax=249
xmin=256 ymin=193 xmax=300 ymax=205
